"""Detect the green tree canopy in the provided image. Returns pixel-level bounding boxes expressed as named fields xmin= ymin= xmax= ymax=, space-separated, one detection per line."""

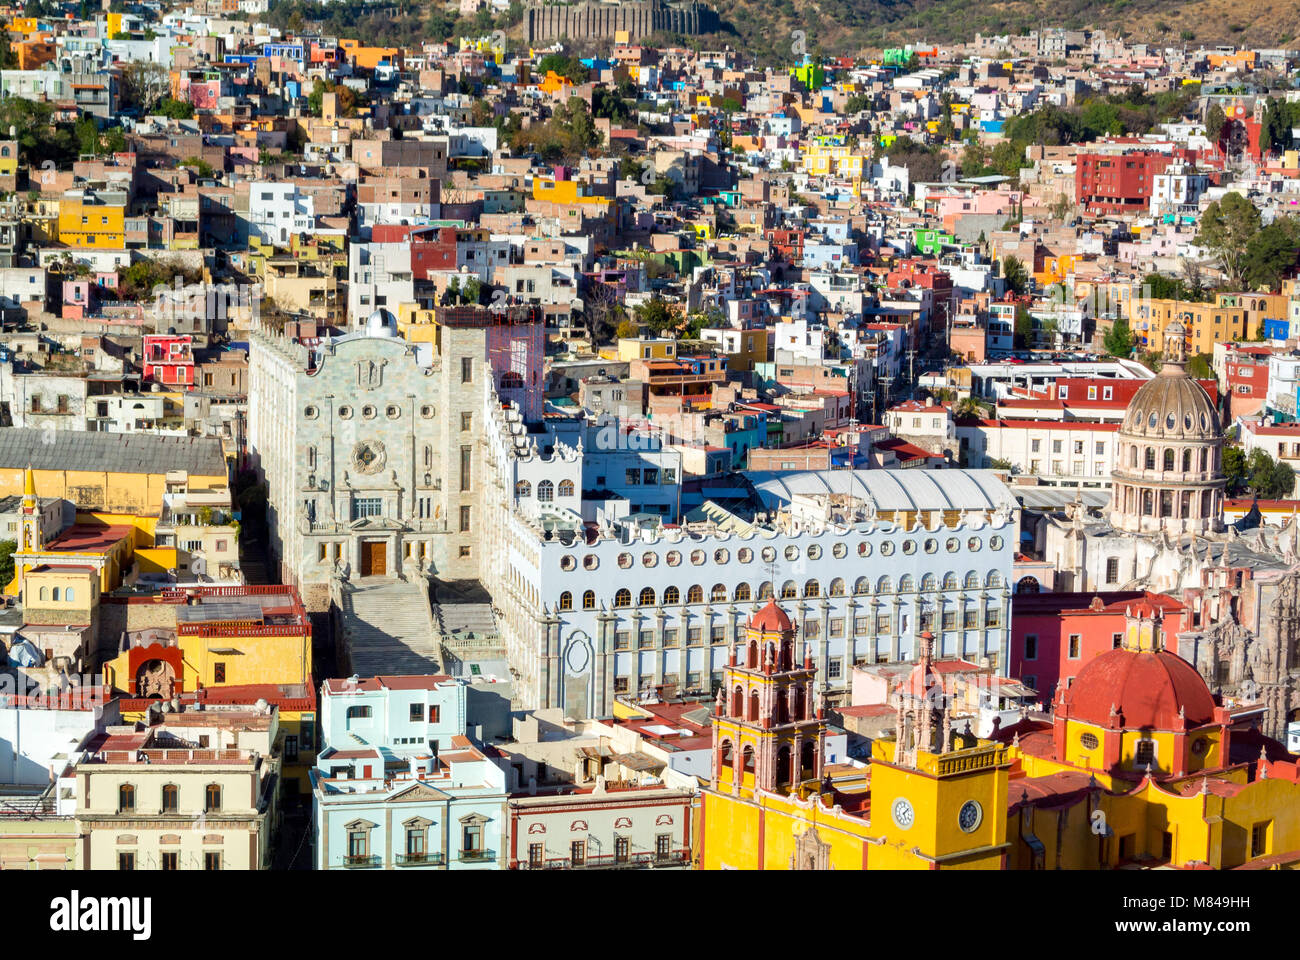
xmin=1197 ymin=193 xmax=1262 ymax=289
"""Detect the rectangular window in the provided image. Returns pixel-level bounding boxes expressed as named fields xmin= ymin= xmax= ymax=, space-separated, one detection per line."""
xmin=710 ymin=626 xmax=725 ymax=643
xmin=964 ymin=609 xmax=979 ymax=630
xmin=570 ymin=840 xmax=585 ymax=866
xmin=1134 ymin=739 xmax=1155 ymax=767
xmin=1068 ymin=634 xmax=1082 ymax=659
xmin=161 ymin=852 xmax=178 ymax=871
xmin=663 ymin=629 xmax=679 ymax=646
xmin=943 ymin=611 xmax=957 ymax=631
xmin=829 ymin=618 xmax=844 ymax=637
xmin=1106 ymin=557 xmax=1119 ymax=583
xmin=614 ymin=632 xmax=630 ymax=650
xmin=529 ymin=843 xmax=544 ymax=867
xmin=1024 ymin=635 xmax=1038 ymax=661
xmin=614 ymin=677 xmax=629 ymax=693
xmin=827 ymin=658 xmax=842 ymax=679
xmin=204 ymin=852 xmax=221 ymax=871
xmin=462 ymin=824 xmax=482 ymax=855
xmin=639 ymin=630 xmax=654 ymax=649
xmin=352 ymin=497 xmax=382 ymax=519
xmin=625 ymin=468 xmax=641 ymax=485
xmin=875 ymin=614 xmax=891 ymax=634
xmin=460 ymin=445 xmax=472 ymax=491
xmin=428 ymin=705 xmax=440 ymax=723
xmin=985 ymin=607 xmax=1001 ymax=628
xmin=1113 ymin=633 xmax=1124 ymax=649
xmin=213 ymin=662 xmax=226 ymax=683
xmin=1252 ymin=821 xmax=1271 ymax=858
xmin=656 ymin=834 xmax=673 ymax=862
xmin=803 ymin=620 xmax=820 ymax=639
xmin=410 ymin=704 xmax=423 ymax=722
xmin=284 ymin=735 xmax=299 ymax=761
xmin=118 ymin=852 xmax=135 ymax=871
xmin=687 ymin=627 xmax=703 ymax=644
xmin=643 ymin=468 xmax=658 ymax=485
xmin=460 ymin=505 xmax=471 ymax=532
xmin=461 ymin=411 xmax=472 ymax=431
xmin=853 ymin=617 xmax=869 ymax=635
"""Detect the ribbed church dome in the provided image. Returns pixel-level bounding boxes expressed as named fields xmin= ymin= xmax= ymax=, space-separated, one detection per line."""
xmin=1120 ymin=372 xmax=1220 ymax=442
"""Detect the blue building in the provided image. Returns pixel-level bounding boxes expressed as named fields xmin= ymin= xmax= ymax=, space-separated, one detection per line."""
xmin=311 ymin=675 xmax=508 ymax=870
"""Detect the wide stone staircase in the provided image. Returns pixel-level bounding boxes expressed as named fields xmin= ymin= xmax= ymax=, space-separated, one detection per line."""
xmin=339 ymin=577 xmax=442 ymax=677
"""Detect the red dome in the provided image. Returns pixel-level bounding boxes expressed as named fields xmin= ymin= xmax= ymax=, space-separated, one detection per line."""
xmin=1062 ymin=647 xmax=1216 ymax=730
xmin=750 ymin=600 xmax=793 ymax=634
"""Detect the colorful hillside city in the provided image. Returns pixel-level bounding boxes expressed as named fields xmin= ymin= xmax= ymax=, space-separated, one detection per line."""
xmin=1 ymin=1 xmax=1300 ymax=879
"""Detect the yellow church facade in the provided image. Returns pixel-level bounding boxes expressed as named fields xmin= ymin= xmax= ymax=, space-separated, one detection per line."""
xmin=697 ymin=601 xmax=1300 ymax=870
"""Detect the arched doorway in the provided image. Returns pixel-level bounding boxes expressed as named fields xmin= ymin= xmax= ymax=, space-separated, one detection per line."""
xmin=1016 ymin=576 xmax=1041 ymax=595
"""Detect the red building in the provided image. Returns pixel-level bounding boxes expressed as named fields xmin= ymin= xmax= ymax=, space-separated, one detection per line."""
xmin=1223 ymin=344 xmax=1272 ymax=420
xmin=142 ymin=333 xmax=194 ymax=388
xmin=1075 ymin=148 xmax=1174 ymax=217
xmin=1009 ymin=590 xmax=1186 ymax=702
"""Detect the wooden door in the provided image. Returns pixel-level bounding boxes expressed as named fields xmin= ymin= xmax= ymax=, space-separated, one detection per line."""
xmin=361 ymin=541 xmax=386 ymax=577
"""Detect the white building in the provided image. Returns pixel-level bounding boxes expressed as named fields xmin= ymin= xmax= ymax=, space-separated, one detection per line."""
xmin=959 ymin=418 xmax=1119 ymax=488
xmin=247 ymin=180 xmax=315 ymax=245
xmin=481 ymin=385 xmax=1020 ymax=718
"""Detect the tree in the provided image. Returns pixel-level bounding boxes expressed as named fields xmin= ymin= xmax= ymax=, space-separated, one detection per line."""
xmin=0 ymin=539 xmax=15 ymax=589
xmin=1224 ymin=446 xmax=1247 ymax=495
xmin=1205 ymin=104 xmax=1227 ymax=146
xmin=1103 ymin=318 xmax=1135 ymax=357
xmin=1013 ymin=307 xmax=1033 ymax=349
xmin=955 ymin=396 xmax=989 ymax=419
xmin=1242 ymin=217 xmax=1300 ymax=291
xmin=635 ymin=297 xmax=674 ymax=335
xmin=1197 ymin=193 xmax=1261 ymax=289
xmin=615 ymin=318 xmax=639 ymax=339
xmin=1243 ymin=448 xmax=1296 ymax=499
xmin=1186 ymin=353 xmax=1213 ymax=378
xmin=156 ymin=98 xmax=195 ymax=120
xmin=1001 ymin=255 xmax=1028 ymax=295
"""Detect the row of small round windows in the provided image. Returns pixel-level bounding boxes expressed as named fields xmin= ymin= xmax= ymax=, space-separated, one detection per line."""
xmin=302 ymin=404 xmax=438 ymax=420
xmin=559 ymin=536 xmax=1006 ymax=571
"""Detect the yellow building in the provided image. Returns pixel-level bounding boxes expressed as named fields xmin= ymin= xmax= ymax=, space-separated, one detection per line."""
xmin=697 ymin=601 xmax=1300 ymax=869
xmin=1127 ymin=292 xmax=1287 ymax=356
xmin=617 ymin=336 xmax=677 ymax=363
xmin=57 ymin=190 xmax=126 ymax=248
xmin=800 ymin=142 xmax=866 ymax=180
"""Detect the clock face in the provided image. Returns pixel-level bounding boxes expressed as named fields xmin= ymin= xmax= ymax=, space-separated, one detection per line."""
xmin=892 ymin=798 xmax=915 ymax=830
xmin=958 ymin=800 xmax=982 ymax=833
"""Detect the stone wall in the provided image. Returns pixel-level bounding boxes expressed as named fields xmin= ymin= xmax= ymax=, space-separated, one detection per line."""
xmin=523 ymin=0 xmax=717 ymax=45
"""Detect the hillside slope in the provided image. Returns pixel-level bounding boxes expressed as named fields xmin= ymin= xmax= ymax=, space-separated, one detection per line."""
xmin=698 ymin=0 xmax=1300 ymax=63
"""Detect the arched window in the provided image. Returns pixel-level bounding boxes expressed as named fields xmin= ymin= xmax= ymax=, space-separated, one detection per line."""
xmin=943 ymin=572 xmax=958 ymax=590
xmin=748 ymin=691 xmax=760 ymax=721
xmin=1201 ymin=448 xmax=1208 ymax=471
xmin=828 ymin=578 xmax=845 ymax=596
xmin=663 ymin=586 xmax=680 ymax=605
xmin=731 ymin=686 xmax=744 ymax=716
xmin=39 ymin=586 xmax=47 ymax=601
xmin=52 ymin=587 xmax=60 ymax=602
xmin=1163 ymin=449 xmax=1175 ymax=471
xmin=854 ymin=577 xmax=870 ymax=595
xmin=964 ymin=571 xmax=980 ymax=589
xmin=205 ymin=784 xmax=222 ymax=813
xmin=921 ymin=573 xmax=936 ymax=591
xmin=557 ymin=479 xmax=574 ymax=497
xmin=1145 ymin=447 xmax=1156 ymax=470
xmin=1016 ymin=576 xmax=1041 ymax=594
xmin=1142 ymin=489 xmax=1154 ymax=515
xmin=800 ymin=741 xmax=814 ymax=777
xmin=720 ymin=739 xmax=734 ymax=767
xmin=559 ymin=591 xmax=572 ymax=610
xmin=986 ymin=571 xmax=1003 ymax=588
xmin=515 ymin=480 xmax=531 ymax=497
xmin=346 ymin=705 xmax=372 ymax=721
xmin=742 ymin=744 xmax=755 ymax=773
xmin=780 ymin=641 xmax=793 ymax=671
xmin=781 ymin=580 xmax=797 ymax=599
xmin=119 ymin=784 xmax=135 ymax=813
xmin=65 ymin=588 xmax=73 ymax=603
xmin=537 ymin=480 xmax=554 ymax=502
xmin=877 ymin=576 xmax=893 ymax=594
xmin=776 ymin=744 xmax=791 ymax=784
xmin=687 ymin=584 xmax=704 ymax=604
xmin=639 ymin=587 xmax=655 ymax=606
xmin=710 ymin=583 xmax=727 ymax=602
xmin=792 ymin=684 xmax=805 ymax=720
xmin=898 ymin=574 xmax=915 ymax=592
xmin=161 ymin=784 xmax=179 ymax=813
xmin=1182 ymin=449 xmax=1192 ymax=472
xmin=747 ymin=641 xmax=758 ymax=668
xmin=614 ymin=588 xmax=632 ymax=608
xmin=734 ymin=583 xmax=751 ymax=601
xmin=757 ymin=581 xmax=774 ymax=599
xmin=804 ymin=579 xmax=820 ymax=598
xmin=1129 ymin=446 xmax=1137 ymax=468
xmin=1160 ymin=490 xmax=1173 ymax=517
xmin=582 ymin=590 xmax=596 ymax=610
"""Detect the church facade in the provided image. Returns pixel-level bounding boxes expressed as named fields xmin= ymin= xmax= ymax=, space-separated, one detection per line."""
xmin=1034 ymin=322 xmax=1300 ymax=741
